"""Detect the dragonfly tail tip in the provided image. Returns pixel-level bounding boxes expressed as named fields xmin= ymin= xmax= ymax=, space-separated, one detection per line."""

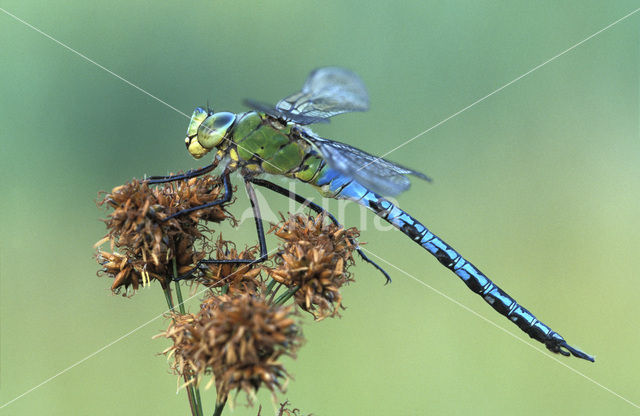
xmin=560 ymin=341 xmax=595 ymax=362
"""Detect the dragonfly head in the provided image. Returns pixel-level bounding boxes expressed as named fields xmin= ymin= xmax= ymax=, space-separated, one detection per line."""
xmin=185 ymin=107 xmax=236 ymax=159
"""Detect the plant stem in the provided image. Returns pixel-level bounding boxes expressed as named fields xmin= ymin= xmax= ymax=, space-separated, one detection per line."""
xmin=173 ymin=273 xmax=186 ymax=315
xmin=193 ymin=387 xmax=204 ymax=416
xmin=267 ymin=282 xmax=282 ymax=304
xmin=264 ymin=278 xmax=277 ymax=296
xmin=184 ymin=381 xmax=199 ymax=416
xmin=163 ymin=284 xmax=199 ymax=416
xmin=213 ymin=400 xmax=226 ymax=416
xmin=170 ymin=259 xmax=204 ymax=416
xmin=274 ymin=286 xmax=299 ymax=305
xmin=163 ymin=285 xmax=175 ymax=310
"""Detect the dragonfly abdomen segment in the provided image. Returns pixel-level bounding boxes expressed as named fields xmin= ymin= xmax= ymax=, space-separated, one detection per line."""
xmin=327 ymin=178 xmax=593 ymax=361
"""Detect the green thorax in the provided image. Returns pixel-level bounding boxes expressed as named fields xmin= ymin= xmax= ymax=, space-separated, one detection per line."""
xmin=220 ymin=112 xmax=327 ymax=184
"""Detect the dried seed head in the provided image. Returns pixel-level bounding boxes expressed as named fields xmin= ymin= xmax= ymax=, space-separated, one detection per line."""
xmin=96 ymin=251 xmax=158 ymax=292
xmin=268 ymin=214 xmax=358 ymax=319
xmin=159 ymin=293 xmax=302 ymax=405
xmin=95 ymin=175 xmax=235 ymax=294
xmin=197 ymin=237 xmax=264 ymax=295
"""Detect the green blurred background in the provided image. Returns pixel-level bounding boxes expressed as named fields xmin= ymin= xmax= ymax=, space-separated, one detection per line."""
xmin=1 ymin=1 xmax=639 ymax=415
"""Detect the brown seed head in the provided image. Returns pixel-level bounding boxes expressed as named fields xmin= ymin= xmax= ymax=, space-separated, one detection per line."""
xmin=95 ymin=175 xmax=235 ymax=294
xmin=197 ymin=237 xmax=264 ymax=295
xmin=159 ymin=293 xmax=302 ymax=405
xmin=268 ymin=214 xmax=358 ymax=319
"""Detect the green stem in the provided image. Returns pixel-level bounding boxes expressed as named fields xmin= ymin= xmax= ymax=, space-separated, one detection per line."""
xmin=173 ymin=268 xmax=186 ymax=315
xmin=267 ymin=282 xmax=282 ymax=304
xmin=185 ymin=381 xmax=199 ymax=416
xmin=213 ymin=400 xmax=226 ymax=416
xmin=274 ymin=286 xmax=299 ymax=305
xmin=193 ymin=386 xmax=204 ymax=416
xmin=264 ymin=278 xmax=277 ymax=296
xmin=163 ymin=285 xmax=198 ymax=416
xmin=163 ymin=286 xmax=175 ymax=311
xmin=170 ymin=259 xmax=204 ymax=416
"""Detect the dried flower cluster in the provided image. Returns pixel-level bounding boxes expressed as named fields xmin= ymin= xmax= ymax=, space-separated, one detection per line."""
xmin=96 ymin=174 xmax=366 ymax=414
xmin=96 ymin=176 xmax=234 ymax=294
xmin=197 ymin=237 xmax=263 ymax=294
xmin=268 ymin=214 xmax=358 ymax=319
xmin=159 ymin=293 xmax=302 ymax=405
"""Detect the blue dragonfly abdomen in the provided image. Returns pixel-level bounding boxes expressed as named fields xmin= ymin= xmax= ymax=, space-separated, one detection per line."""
xmin=315 ymin=170 xmax=594 ymax=361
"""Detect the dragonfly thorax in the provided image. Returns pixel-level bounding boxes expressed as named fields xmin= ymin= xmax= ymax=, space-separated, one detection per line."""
xmin=185 ymin=107 xmax=236 ymax=159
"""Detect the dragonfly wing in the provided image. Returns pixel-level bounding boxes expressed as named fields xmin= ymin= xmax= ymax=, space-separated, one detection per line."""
xmin=243 ymin=99 xmax=285 ymax=120
xmin=311 ymin=136 xmax=431 ymax=196
xmin=243 ymin=99 xmax=330 ymax=125
xmin=275 ymin=67 xmax=370 ymax=124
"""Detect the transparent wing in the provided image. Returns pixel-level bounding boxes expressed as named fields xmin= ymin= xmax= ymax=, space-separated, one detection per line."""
xmin=242 ymin=99 xmax=291 ymax=121
xmin=243 ymin=99 xmax=330 ymax=125
xmin=277 ymin=67 xmax=369 ymax=123
xmin=244 ymin=67 xmax=369 ymax=125
xmin=309 ymin=135 xmax=431 ymax=196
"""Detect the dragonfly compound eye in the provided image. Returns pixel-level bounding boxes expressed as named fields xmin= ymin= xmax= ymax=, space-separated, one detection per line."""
xmin=197 ymin=112 xmax=236 ymax=150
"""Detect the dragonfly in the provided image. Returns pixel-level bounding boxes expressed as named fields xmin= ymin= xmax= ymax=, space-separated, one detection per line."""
xmin=147 ymin=67 xmax=594 ymax=362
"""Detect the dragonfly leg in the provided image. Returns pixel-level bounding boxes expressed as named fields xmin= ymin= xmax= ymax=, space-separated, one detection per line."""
xmin=145 ymin=161 xmax=218 ymax=184
xmin=172 ymin=175 xmax=269 ymax=281
xmin=249 ymin=178 xmax=392 ymax=284
xmin=161 ymin=169 xmax=233 ymax=222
